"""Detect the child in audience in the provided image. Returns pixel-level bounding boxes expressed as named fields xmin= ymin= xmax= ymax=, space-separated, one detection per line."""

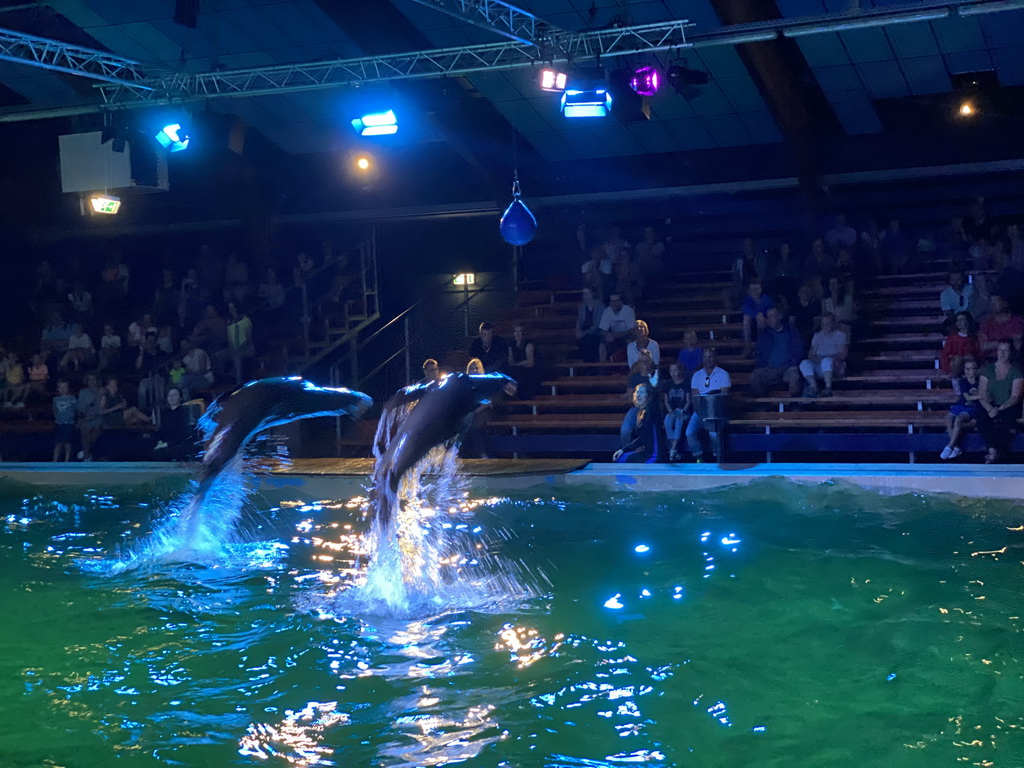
xmin=676 ymin=330 xmax=703 ymax=378
xmin=52 ymin=379 xmax=77 ymax=462
xmin=1 ymin=354 xmax=28 ymax=407
xmin=940 ymin=311 xmax=981 ymax=377
xmin=28 ymin=353 xmax=49 ymax=395
xmin=661 ymin=362 xmax=691 ymax=463
xmin=98 ymin=323 xmax=122 ymax=371
xmin=940 ymin=358 xmax=982 ymax=461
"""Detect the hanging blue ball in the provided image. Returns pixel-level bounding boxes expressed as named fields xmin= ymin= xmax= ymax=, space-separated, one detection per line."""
xmin=500 ymin=198 xmax=537 ymax=246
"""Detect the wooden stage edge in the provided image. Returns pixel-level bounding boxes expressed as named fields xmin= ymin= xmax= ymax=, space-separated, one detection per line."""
xmin=278 ymin=458 xmax=591 ymax=477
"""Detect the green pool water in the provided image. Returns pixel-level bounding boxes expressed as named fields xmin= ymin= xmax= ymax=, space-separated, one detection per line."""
xmin=1 ymin=476 xmax=1023 ymax=767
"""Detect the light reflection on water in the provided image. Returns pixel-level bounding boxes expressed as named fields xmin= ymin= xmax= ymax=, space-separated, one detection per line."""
xmin=1 ymin=478 xmax=1023 ymax=766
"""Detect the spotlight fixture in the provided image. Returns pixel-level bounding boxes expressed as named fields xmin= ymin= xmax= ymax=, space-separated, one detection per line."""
xmin=89 ymin=194 xmax=121 ymax=215
xmin=630 ymin=66 xmax=659 ymax=97
xmin=666 ymin=63 xmax=709 ymax=99
xmin=155 ymin=123 xmax=190 ymax=152
xmin=351 ymin=110 xmax=398 ymax=136
xmin=959 ymin=101 xmax=976 ymax=117
xmin=355 ymin=156 xmax=371 ymax=171
xmin=539 ymin=67 xmax=568 ymax=92
xmin=560 ymin=71 xmax=612 ymax=118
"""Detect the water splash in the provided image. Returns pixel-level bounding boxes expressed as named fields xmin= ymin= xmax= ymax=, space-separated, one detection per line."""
xmin=106 ymin=456 xmax=255 ymax=572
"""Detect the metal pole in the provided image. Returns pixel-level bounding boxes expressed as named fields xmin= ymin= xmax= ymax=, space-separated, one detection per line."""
xmin=404 ymin=314 xmax=412 ymax=386
xmin=463 ymin=281 xmax=470 ymax=338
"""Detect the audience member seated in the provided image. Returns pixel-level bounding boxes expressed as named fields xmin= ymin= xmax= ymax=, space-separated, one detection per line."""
xmin=676 ymin=330 xmax=703 ymax=378
xmin=633 ymin=226 xmax=665 ymax=293
xmin=223 ymin=253 xmax=251 ymax=306
xmin=180 ymin=343 xmax=214 ymax=400
xmin=822 ymin=277 xmax=858 ymax=338
xmin=99 ymin=377 xmax=151 ymax=432
xmin=179 ymin=268 xmax=206 ymax=329
xmin=880 ymin=219 xmax=912 ymax=274
xmin=28 ymin=353 xmax=49 ymax=396
xmin=978 ymin=341 xmax=1023 ymax=464
xmin=580 ymin=247 xmax=612 ymax=300
xmin=798 ymin=313 xmax=848 ymax=397
xmin=52 ymin=379 xmax=77 ymax=463
xmin=60 ymin=323 xmax=95 ymax=373
xmin=460 ymin=358 xmax=491 ymax=457
xmin=598 ymin=293 xmax=636 ymax=362
xmin=190 ymin=304 xmax=229 ymax=353
xmin=940 ymin=357 xmax=983 ymax=460
xmin=940 ymin=271 xmax=975 ymax=321
xmin=224 ymin=301 xmax=255 ymax=385
xmin=509 ymin=322 xmax=540 ymax=399
xmin=767 ymin=242 xmax=801 ymax=302
xmin=127 ymin=312 xmax=157 ymax=348
xmin=749 ymin=307 xmax=803 ymax=397
xmin=76 ymin=373 xmax=103 ymax=461
xmin=622 ymin=350 xmax=658 ymax=445
xmin=157 ymin=325 xmax=175 ymax=355
xmin=67 ymin=282 xmax=93 ymax=320
xmin=825 ymin=214 xmax=857 ymax=252
xmin=469 ymin=322 xmax=511 ymax=373
xmin=688 ymin=349 xmax=730 ymax=463
xmin=626 ymin=320 xmax=660 ymax=368
xmin=613 ymin=244 xmax=635 ymax=305
xmin=940 ymin=311 xmax=981 ymax=377
xmin=790 ymin=282 xmax=821 ymax=346
xmin=152 ymin=387 xmax=198 ymax=461
xmin=802 ymin=239 xmax=836 ymax=296
xmin=419 ymin=358 xmax=443 ymax=385
xmin=1 ymin=354 xmax=28 ymax=408
xmin=153 ymin=268 xmax=179 ymax=326
xmin=661 ymin=362 xmax=691 ymax=462
xmin=742 ymin=279 xmax=774 ymax=346
xmin=612 ymin=383 xmax=663 ymax=464
xmin=40 ymin=312 xmax=73 ymax=358
xmin=98 ymin=323 xmax=122 ymax=372
xmin=978 ymin=295 xmax=1024 ymax=359
xmin=860 ymin=218 xmax=883 ymax=274
xmin=575 ymin=287 xmax=605 ymax=363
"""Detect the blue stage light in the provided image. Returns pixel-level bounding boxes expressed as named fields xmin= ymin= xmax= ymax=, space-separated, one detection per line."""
xmin=351 ymin=110 xmax=398 ymax=136
xmin=155 ymin=123 xmax=190 ymax=152
xmin=560 ymin=87 xmax=612 ymax=118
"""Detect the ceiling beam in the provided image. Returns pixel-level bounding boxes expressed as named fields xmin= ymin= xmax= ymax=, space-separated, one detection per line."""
xmin=2 ymin=0 xmax=1024 ymax=121
xmin=0 ymin=25 xmax=154 ymax=87
xmin=405 ymin=0 xmax=547 ymax=45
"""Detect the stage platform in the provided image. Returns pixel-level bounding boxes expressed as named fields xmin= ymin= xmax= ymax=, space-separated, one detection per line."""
xmin=1 ymin=460 xmax=1023 ymax=501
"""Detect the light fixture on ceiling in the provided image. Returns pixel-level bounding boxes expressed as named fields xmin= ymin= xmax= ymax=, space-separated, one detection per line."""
xmin=959 ymin=101 xmax=976 ymax=117
xmin=351 ymin=110 xmax=398 ymax=136
xmin=355 ymin=155 xmax=372 ymax=171
xmin=540 ymin=67 xmax=568 ymax=92
xmin=560 ymin=70 xmax=612 ymax=118
xmin=666 ymin=63 xmax=709 ymax=99
xmin=630 ymin=66 xmax=659 ymax=97
xmin=155 ymin=123 xmax=190 ymax=152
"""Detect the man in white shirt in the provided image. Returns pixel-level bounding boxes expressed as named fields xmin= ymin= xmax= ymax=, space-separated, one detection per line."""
xmin=687 ymin=348 xmax=731 ymax=462
xmin=798 ymin=313 xmax=848 ymax=397
xmin=626 ymin=319 xmax=660 ymax=368
xmin=939 ymin=271 xmax=975 ymax=320
xmin=599 ymin=293 xmax=637 ymax=362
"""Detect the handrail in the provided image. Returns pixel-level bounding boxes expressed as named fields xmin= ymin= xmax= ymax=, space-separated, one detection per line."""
xmin=351 ymin=276 xmax=501 ymax=389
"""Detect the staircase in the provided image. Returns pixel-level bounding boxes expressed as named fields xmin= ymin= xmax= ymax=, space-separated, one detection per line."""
xmin=286 ymin=235 xmax=382 ymax=374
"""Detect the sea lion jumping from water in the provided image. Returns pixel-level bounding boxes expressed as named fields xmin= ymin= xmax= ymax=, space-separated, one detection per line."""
xmin=197 ymin=376 xmax=373 ymax=485
xmin=371 ymin=371 xmax=516 ymax=528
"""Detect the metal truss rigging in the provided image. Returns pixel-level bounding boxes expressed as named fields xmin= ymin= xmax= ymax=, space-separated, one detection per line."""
xmin=94 ymin=19 xmax=692 ymax=106
xmin=407 ymin=0 xmax=545 ymax=45
xmin=1 ymin=0 xmax=1024 ymax=121
xmin=0 ymin=26 xmax=153 ymax=88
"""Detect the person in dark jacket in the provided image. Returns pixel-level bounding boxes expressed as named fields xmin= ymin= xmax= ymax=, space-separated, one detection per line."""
xmin=152 ymin=387 xmax=198 ymax=461
xmin=749 ymin=306 xmax=803 ymax=397
xmin=613 ymin=383 xmax=663 ymax=463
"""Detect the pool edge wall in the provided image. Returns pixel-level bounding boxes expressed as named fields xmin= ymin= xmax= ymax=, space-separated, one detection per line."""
xmin=3 ymin=462 xmax=1022 ymax=501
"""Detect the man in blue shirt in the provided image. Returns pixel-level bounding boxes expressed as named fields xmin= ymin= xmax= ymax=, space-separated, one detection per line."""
xmin=742 ymin=279 xmax=775 ymax=346
xmin=749 ymin=307 xmax=803 ymax=397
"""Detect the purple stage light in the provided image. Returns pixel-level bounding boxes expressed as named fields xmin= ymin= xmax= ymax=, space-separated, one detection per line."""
xmin=630 ymin=66 xmax=659 ymax=97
